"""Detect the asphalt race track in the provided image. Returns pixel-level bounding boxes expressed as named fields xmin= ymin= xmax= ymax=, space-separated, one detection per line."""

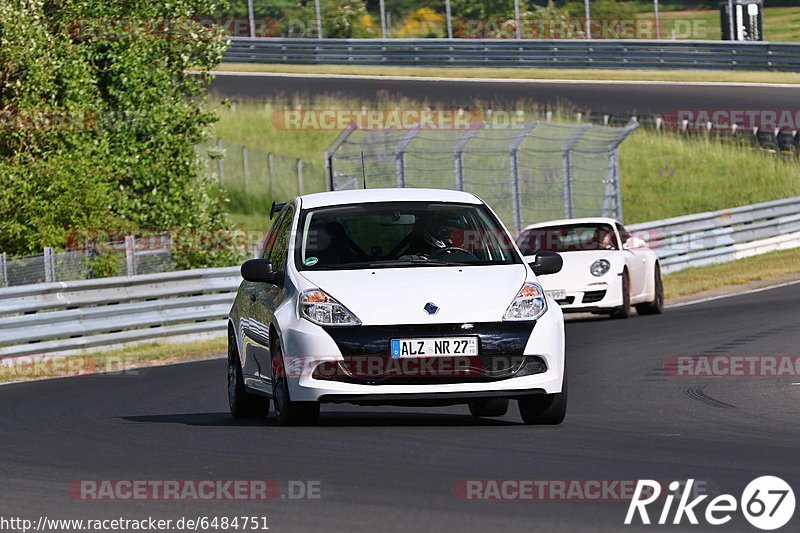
xmin=208 ymin=72 xmax=800 ymax=116
xmin=1 ymin=284 xmax=799 ymax=532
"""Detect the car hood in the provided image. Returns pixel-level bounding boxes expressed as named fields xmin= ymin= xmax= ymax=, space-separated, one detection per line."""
xmin=536 ymin=250 xmax=620 ymax=287
xmin=298 ymin=264 xmax=528 ymax=325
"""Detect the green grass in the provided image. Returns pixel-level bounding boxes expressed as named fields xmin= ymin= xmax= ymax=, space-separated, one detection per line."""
xmin=0 ymin=337 xmax=226 ymax=383
xmin=619 ymin=131 xmax=800 ymax=223
xmin=217 ymin=63 xmax=800 ymax=85
xmin=664 ymin=246 xmax=800 ymax=299
xmin=210 ymin=97 xmax=800 ymax=229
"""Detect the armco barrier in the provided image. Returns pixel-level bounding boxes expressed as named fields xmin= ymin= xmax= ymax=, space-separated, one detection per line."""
xmin=628 ymin=196 xmax=800 ymax=274
xmin=0 ymin=267 xmax=240 ymax=358
xmin=224 ymin=38 xmax=800 ymax=72
xmin=1 ymin=197 xmax=799 ymax=358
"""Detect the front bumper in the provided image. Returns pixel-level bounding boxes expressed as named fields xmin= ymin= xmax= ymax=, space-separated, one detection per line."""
xmin=547 ymin=274 xmax=623 ymax=313
xmin=277 ymin=304 xmax=565 ymax=403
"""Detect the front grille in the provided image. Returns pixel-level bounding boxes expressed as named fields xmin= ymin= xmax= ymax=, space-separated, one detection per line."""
xmin=312 ymin=355 xmax=547 ymax=385
xmin=582 ymin=290 xmax=607 ymax=304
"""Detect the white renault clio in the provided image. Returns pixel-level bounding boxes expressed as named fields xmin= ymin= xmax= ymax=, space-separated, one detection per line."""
xmin=227 ymin=188 xmax=566 ymax=426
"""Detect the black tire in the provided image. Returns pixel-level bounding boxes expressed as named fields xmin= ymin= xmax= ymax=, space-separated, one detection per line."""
xmin=228 ymin=331 xmax=269 ymax=419
xmin=610 ymin=269 xmax=632 ymax=319
xmin=636 ymin=263 xmax=664 ymax=316
xmin=468 ymin=398 xmax=509 ymax=418
xmin=518 ymin=370 xmax=568 ymax=425
xmin=271 ymin=340 xmax=320 ymax=426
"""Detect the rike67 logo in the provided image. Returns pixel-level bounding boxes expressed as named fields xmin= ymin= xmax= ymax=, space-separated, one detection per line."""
xmin=625 ymin=477 xmax=795 ymax=530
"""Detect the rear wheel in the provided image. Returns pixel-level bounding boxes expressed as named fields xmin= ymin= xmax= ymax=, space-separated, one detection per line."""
xmin=228 ymin=331 xmax=269 ymax=419
xmin=468 ymin=398 xmax=509 ymax=418
xmin=610 ymin=270 xmax=632 ymax=319
xmin=272 ymin=340 xmax=320 ymax=426
xmin=636 ymin=263 xmax=664 ymax=315
xmin=518 ymin=370 xmax=567 ymax=425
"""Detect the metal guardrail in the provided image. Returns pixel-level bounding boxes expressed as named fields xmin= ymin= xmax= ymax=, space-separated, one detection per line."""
xmin=1 ymin=197 xmax=799 ymax=358
xmin=225 ymin=38 xmax=800 ymax=72
xmin=628 ymin=196 xmax=800 ymax=274
xmin=0 ymin=267 xmax=240 ymax=358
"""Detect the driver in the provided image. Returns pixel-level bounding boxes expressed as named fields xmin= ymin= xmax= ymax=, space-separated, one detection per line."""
xmin=596 ymin=227 xmax=614 ymax=250
xmin=401 ymin=213 xmax=466 ymax=259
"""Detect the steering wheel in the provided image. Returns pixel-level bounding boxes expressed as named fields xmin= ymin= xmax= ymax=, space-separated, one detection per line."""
xmin=429 ymin=246 xmax=474 ymax=260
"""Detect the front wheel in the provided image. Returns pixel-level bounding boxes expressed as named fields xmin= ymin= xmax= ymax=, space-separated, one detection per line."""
xmin=228 ymin=332 xmax=269 ymax=419
xmin=636 ymin=263 xmax=664 ymax=315
xmin=609 ymin=270 xmax=632 ymax=319
xmin=518 ymin=370 xmax=567 ymax=425
xmin=271 ymin=341 xmax=320 ymax=426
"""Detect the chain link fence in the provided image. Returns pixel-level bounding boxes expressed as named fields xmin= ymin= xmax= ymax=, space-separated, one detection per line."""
xmin=0 ymin=237 xmax=173 ymax=288
xmin=327 ymin=118 xmax=637 ymax=232
xmin=196 ymin=139 xmax=325 ymax=202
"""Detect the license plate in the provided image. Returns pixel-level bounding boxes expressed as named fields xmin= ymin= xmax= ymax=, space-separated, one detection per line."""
xmin=546 ymin=289 xmax=566 ymax=300
xmin=391 ymin=337 xmax=478 ymax=358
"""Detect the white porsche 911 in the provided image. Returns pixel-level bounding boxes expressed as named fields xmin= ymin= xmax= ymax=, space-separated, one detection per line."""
xmin=516 ymin=217 xmax=663 ymax=319
xmin=228 ymin=188 xmax=567 ymax=426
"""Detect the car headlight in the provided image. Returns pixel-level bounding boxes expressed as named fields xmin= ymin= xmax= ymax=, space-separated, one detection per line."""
xmin=299 ymin=289 xmax=362 ymax=326
xmin=503 ymin=282 xmax=547 ymax=321
xmin=590 ymin=259 xmax=611 ymax=277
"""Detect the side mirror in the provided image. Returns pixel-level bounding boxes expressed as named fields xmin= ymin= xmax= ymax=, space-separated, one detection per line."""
xmin=526 ymin=251 xmax=563 ymax=276
xmin=241 ymin=259 xmax=279 ymax=284
xmin=624 ymin=237 xmax=647 ymax=250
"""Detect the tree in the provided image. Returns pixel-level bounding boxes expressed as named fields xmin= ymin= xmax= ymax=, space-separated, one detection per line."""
xmin=0 ymin=0 xmax=236 ymax=268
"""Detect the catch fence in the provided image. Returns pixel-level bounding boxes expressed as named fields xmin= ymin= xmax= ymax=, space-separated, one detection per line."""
xmin=327 ymin=119 xmax=637 ymax=232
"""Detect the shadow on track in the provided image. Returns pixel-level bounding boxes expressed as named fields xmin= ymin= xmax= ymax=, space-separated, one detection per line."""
xmin=121 ymin=411 xmax=521 ymax=427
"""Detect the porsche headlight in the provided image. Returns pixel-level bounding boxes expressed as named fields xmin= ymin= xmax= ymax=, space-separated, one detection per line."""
xmin=299 ymin=289 xmax=361 ymax=326
xmin=590 ymin=259 xmax=611 ymax=277
xmin=503 ymin=282 xmax=547 ymax=321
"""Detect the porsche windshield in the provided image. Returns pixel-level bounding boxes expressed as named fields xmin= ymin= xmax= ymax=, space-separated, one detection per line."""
xmin=518 ymin=223 xmax=619 ymax=253
xmin=295 ymin=202 xmax=520 ymax=270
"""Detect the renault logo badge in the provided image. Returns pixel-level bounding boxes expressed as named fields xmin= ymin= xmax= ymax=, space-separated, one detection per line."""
xmin=423 ymin=302 xmax=439 ymax=315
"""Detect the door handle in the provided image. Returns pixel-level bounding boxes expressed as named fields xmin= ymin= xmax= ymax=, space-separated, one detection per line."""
xmin=249 ymin=294 xmax=257 ymax=302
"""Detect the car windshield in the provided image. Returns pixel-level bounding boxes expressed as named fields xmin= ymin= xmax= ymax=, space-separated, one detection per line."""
xmin=518 ymin=223 xmax=618 ymax=253
xmin=295 ymin=201 xmax=520 ymax=270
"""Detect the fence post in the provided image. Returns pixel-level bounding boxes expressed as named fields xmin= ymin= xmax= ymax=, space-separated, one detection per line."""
xmin=509 ymin=121 xmax=539 ymax=234
xmin=0 ymin=252 xmax=7 ymax=287
xmin=605 ymin=122 xmax=638 ymax=222
xmin=394 ymin=125 xmax=421 ymax=188
xmin=44 ymin=247 xmax=55 ymax=283
xmin=216 ymin=138 xmax=224 ymax=185
xmin=268 ymin=152 xmax=274 ymax=200
xmin=454 ymin=124 xmax=483 ymax=191
xmin=125 ymin=235 xmax=137 ymax=277
xmin=323 ymin=120 xmax=358 ymax=191
xmin=297 ymin=159 xmax=304 ymax=195
xmin=561 ymin=125 xmax=592 ymax=219
xmin=242 ymin=146 xmax=249 ymax=192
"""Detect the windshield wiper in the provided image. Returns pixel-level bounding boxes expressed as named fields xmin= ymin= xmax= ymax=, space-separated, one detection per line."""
xmin=368 ymin=258 xmax=469 ymax=268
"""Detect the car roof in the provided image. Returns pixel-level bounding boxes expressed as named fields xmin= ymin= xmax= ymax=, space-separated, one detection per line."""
xmin=298 ymin=188 xmax=482 ymax=209
xmin=521 ymin=217 xmax=621 ymax=231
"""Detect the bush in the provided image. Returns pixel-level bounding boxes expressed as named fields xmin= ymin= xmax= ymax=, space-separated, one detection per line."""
xmin=396 ymin=7 xmax=446 ymax=38
xmin=0 ymin=0 xmax=237 ymax=268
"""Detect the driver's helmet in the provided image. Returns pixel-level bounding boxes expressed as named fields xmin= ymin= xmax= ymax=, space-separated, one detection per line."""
xmin=425 ymin=213 xmax=468 ymax=250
